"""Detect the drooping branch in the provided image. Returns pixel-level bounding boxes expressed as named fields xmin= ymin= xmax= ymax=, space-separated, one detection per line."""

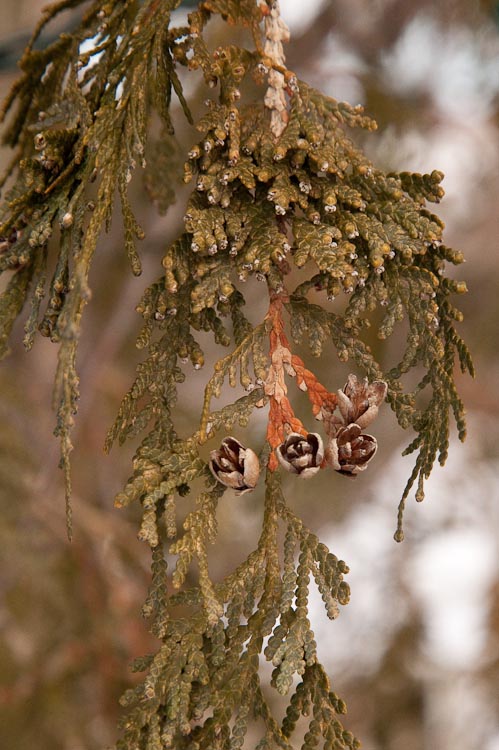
xmin=0 ymin=1 xmax=473 ymax=748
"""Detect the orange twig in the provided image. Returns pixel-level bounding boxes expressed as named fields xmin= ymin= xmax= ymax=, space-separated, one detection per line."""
xmin=291 ymin=354 xmax=338 ymax=418
xmin=264 ymin=294 xmax=306 ymax=470
xmin=263 ymin=292 xmax=341 ymax=469
xmin=266 ymin=396 xmax=306 ymax=470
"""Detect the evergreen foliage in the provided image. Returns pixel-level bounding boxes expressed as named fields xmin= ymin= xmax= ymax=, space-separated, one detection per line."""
xmin=0 ymin=1 xmax=473 ymax=747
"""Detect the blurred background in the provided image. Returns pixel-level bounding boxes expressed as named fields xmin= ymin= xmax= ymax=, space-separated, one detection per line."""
xmin=0 ymin=1 xmax=498 ymax=748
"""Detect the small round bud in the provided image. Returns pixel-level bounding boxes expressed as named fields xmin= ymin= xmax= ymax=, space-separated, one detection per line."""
xmin=61 ymin=212 xmax=73 ymax=229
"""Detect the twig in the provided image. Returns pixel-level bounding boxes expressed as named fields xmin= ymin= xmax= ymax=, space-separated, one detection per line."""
xmin=262 ymin=0 xmax=290 ymax=138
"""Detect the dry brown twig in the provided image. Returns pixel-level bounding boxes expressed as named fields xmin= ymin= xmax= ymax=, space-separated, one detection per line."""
xmin=262 ymin=0 xmax=291 ymax=137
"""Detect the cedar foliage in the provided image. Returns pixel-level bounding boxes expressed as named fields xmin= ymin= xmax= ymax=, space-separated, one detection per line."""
xmin=0 ymin=1 xmax=473 ymax=748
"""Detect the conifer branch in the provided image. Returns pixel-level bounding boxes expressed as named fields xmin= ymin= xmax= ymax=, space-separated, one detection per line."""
xmin=0 ymin=0 xmax=474 ymax=746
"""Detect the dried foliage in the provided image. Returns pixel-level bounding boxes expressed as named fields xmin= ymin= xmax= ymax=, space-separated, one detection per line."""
xmin=0 ymin=0 xmax=473 ymax=747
